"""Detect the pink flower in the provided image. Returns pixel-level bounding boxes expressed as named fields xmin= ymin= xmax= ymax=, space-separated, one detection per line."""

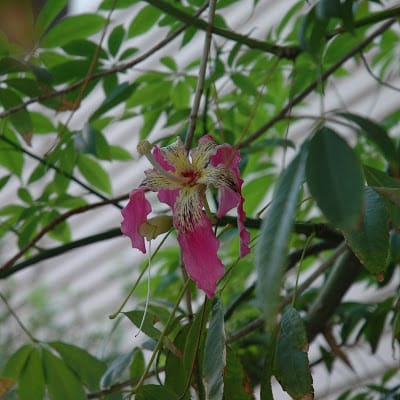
xmin=121 ymin=136 xmax=250 ymax=298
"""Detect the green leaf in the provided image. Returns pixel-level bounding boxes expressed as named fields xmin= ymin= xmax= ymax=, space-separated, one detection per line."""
xmin=41 ymin=14 xmax=106 ymax=48
xmin=231 ymin=73 xmax=258 ymax=96
xmin=18 ymin=347 xmax=45 ymax=400
xmin=204 ymin=300 xmax=225 ymax=400
xmin=171 ymin=80 xmax=191 ymax=110
xmin=49 ymin=341 xmax=106 ymax=391
xmin=316 ymin=0 xmax=341 ymax=19
xmin=0 ymin=174 xmax=11 ymax=190
xmin=2 ymin=345 xmax=33 ymax=379
xmin=306 ymin=127 xmax=364 ymax=230
xmin=160 ymin=56 xmax=177 ymax=71
xmin=108 ymin=25 xmax=125 ymax=57
xmin=128 ymin=6 xmax=161 ymax=38
xmin=100 ymin=351 xmax=134 ymax=388
xmin=343 ymin=188 xmax=389 ymax=275
xmin=364 ymin=165 xmax=400 ymax=189
xmin=35 ymin=0 xmax=68 ymax=38
xmin=223 ymin=347 xmax=254 ymax=400
xmin=165 ymin=325 xmax=190 ymax=399
xmin=256 ymin=144 xmax=308 ymax=326
xmin=0 ymin=88 xmax=32 ymax=142
xmin=274 ymin=306 xmax=313 ymax=399
xmin=90 ymin=82 xmax=136 ymax=121
xmin=74 ymin=124 xmax=111 ymax=160
xmin=136 ymin=384 xmax=179 ymax=400
xmin=372 ymin=187 xmax=400 ymax=208
xmin=339 ymin=113 xmax=398 ymax=167
xmin=77 ymin=154 xmax=112 ymax=194
xmin=110 ymin=145 xmax=132 ymax=161
xmin=123 ymin=310 xmax=162 ymax=340
xmin=130 ymin=348 xmax=145 ymax=378
xmin=42 ymin=349 xmax=86 ymax=400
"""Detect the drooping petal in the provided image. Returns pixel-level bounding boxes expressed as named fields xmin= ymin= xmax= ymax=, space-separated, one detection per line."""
xmin=121 ymin=188 xmax=152 ymax=253
xmin=210 ymin=144 xmax=251 ymax=257
xmin=178 ymin=214 xmax=224 ymax=298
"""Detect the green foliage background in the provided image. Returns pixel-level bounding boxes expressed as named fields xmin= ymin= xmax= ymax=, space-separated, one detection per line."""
xmin=0 ymin=0 xmax=400 ymax=398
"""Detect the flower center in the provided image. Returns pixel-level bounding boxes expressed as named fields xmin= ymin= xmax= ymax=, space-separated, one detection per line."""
xmin=181 ymin=169 xmax=199 ymax=186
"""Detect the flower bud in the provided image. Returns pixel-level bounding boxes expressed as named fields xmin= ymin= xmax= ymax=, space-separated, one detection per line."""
xmin=139 ymin=215 xmax=173 ymax=240
xmin=137 ymin=140 xmax=153 ymax=155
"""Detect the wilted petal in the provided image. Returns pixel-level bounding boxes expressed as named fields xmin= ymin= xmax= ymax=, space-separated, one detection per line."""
xmin=121 ymin=188 xmax=152 ymax=253
xmin=211 ymin=144 xmax=250 ymax=257
xmin=178 ymin=215 xmax=224 ymax=298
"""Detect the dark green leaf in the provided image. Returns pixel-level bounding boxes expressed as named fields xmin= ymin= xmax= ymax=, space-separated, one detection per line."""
xmin=165 ymin=325 xmax=190 ymax=399
xmin=50 ymin=341 xmax=106 ymax=391
xmin=223 ymin=347 xmax=254 ymax=400
xmin=63 ymin=39 xmax=107 ymax=60
xmin=343 ymin=188 xmax=389 ymax=275
xmin=123 ymin=310 xmax=162 ymax=340
xmin=18 ymin=347 xmax=45 ymax=400
xmin=128 ymin=6 xmax=161 ymax=38
xmin=136 ymin=384 xmax=179 ymax=400
xmin=42 ymin=349 xmax=86 ymax=400
xmin=0 ymin=57 xmax=28 ymax=74
xmin=204 ymin=300 xmax=225 ymax=400
xmin=339 ymin=113 xmax=398 ymax=167
xmin=90 ymin=82 xmax=136 ymax=121
xmin=364 ymin=165 xmax=400 ymax=189
xmin=0 ymin=174 xmax=11 ymax=190
xmin=231 ymin=73 xmax=259 ymax=96
xmin=316 ymin=0 xmax=341 ymax=19
xmin=2 ymin=345 xmax=33 ymax=379
xmin=74 ymin=124 xmax=111 ymax=160
xmin=256 ymin=144 xmax=308 ymax=326
xmin=35 ymin=0 xmax=68 ymax=37
xmin=306 ymin=127 xmax=364 ymax=229
xmin=41 ymin=14 xmax=106 ymax=48
xmin=77 ymin=154 xmax=112 ymax=194
xmin=373 ymin=187 xmax=400 ymax=208
xmin=274 ymin=306 xmax=313 ymax=399
xmin=160 ymin=56 xmax=177 ymax=71
xmin=100 ymin=351 xmax=134 ymax=388
xmin=108 ymin=25 xmax=125 ymax=57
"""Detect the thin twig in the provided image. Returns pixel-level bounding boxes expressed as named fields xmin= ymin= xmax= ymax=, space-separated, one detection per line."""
xmin=0 ymin=292 xmax=39 ymax=343
xmin=185 ymin=0 xmax=217 ymax=150
xmin=0 ymin=194 xmax=128 ymax=273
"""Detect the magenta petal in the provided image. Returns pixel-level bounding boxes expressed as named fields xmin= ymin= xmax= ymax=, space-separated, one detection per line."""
xmin=121 ymin=188 xmax=152 ymax=253
xmin=211 ymin=144 xmax=250 ymax=257
xmin=178 ymin=215 xmax=224 ymax=298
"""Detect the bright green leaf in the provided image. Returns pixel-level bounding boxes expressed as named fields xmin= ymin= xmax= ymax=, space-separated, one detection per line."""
xmin=77 ymin=154 xmax=112 ymax=194
xmin=306 ymin=127 xmax=364 ymax=230
xmin=110 ymin=145 xmax=132 ymax=161
xmin=2 ymin=345 xmax=33 ymax=379
xmin=256 ymin=144 xmax=308 ymax=326
xmin=18 ymin=347 xmax=45 ymax=400
xmin=128 ymin=6 xmax=161 ymax=38
xmin=35 ymin=0 xmax=68 ymax=38
xmin=108 ymin=25 xmax=125 ymax=57
xmin=42 ymin=349 xmax=86 ymax=400
xmin=41 ymin=14 xmax=106 ymax=48
xmin=50 ymin=341 xmax=106 ymax=391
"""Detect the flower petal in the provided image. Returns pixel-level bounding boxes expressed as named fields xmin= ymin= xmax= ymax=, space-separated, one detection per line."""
xmin=178 ymin=214 xmax=224 ymax=298
xmin=160 ymin=137 xmax=192 ymax=172
xmin=191 ymin=135 xmax=218 ymax=169
xmin=174 ymin=187 xmax=204 ymax=232
xmin=121 ymin=188 xmax=151 ymax=253
xmin=211 ymin=144 xmax=251 ymax=257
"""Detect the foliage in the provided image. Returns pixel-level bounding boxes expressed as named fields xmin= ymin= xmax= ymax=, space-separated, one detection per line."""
xmin=0 ymin=0 xmax=400 ymax=399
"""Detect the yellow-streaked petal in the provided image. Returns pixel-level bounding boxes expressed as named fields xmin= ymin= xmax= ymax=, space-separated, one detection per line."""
xmin=161 ymin=137 xmax=191 ymax=172
xmin=174 ymin=187 xmax=204 ymax=232
xmin=199 ymin=165 xmax=238 ymax=192
xmin=191 ymin=138 xmax=218 ymax=169
xmin=144 ymin=169 xmax=181 ymax=190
